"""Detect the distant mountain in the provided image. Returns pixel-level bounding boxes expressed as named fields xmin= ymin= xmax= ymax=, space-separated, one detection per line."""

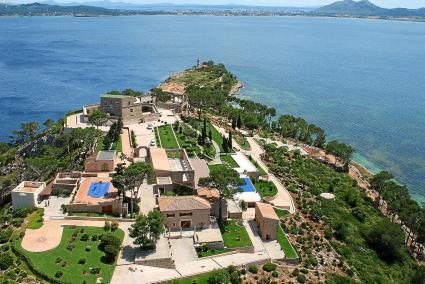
xmin=316 ymin=0 xmax=425 ymax=17
xmin=0 ymin=2 xmax=131 ymax=16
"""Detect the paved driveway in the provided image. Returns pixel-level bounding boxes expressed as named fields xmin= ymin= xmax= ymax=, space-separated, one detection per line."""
xmin=170 ymin=238 xmax=198 ymax=264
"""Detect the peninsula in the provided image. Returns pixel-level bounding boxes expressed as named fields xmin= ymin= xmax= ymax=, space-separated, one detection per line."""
xmin=0 ymin=62 xmax=424 ymax=283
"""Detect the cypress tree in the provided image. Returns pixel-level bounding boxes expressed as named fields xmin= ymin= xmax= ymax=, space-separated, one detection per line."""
xmin=222 ymin=134 xmax=228 ymax=153
xmin=228 ymin=131 xmax=233 ymax=150
xmin=237 ymin=115 xmax=242 ymax=129
xmin=208 ymin=130 xmax=212 ymax=142
xmin=231 ymin=117 xmax=236 ymax=129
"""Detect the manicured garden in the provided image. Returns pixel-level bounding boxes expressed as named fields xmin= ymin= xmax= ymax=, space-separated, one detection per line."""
xmin=274 ymin=208 xmax=289 ymax=219
xmin=14 ymin=226 xmax=124 ymax=284
xmin=196 ymin=246 xmax=233 ymax=258
xmin=220 ymin=154 xmax=238 ymax=168
xmin=277 ymin=226 xmax=298 ymax=259
xmin=234 ymin=135 xmax=250 ymax=150
xmin=220 ymin=220 xmax=252 ymax=248
xmin=157 ymin=124 xmax=179 ymax=149
xmin=252 ymin=179 xmax=277 ymax=198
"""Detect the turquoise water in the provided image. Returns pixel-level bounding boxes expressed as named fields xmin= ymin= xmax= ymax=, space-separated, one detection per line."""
xmin=0 ymin=16 xmax=424 ymax=204
xmin=88 ymin=182 xmax=110 ymax=198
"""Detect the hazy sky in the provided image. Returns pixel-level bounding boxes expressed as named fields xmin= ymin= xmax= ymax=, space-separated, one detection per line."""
xmin=8 ymin=0 xmax=425 ymax=8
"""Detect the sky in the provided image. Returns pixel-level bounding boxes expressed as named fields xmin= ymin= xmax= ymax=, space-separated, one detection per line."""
xmin=5 ymin=0 xmax=425 ymax=8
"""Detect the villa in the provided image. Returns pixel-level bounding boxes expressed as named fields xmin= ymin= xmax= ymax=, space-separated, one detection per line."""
xmin=149 ymin=148 xmax=195 ymax=193
xmin=85 ymin=150 xmax=118 ymax=173
xmin=11 ymin=181 xmax=46 ymax=209
xmin=196 ymin=187 xmax=228 ymax=220
xmin=158 ymin=196 xmax=211 ymax=229
xmin=65 ymin=176 xmax=127 ymax=216
xmin=255 ymin=202 xmax=279 ymax=241
xmin=83 ymin=93 xmax=160 ymax=124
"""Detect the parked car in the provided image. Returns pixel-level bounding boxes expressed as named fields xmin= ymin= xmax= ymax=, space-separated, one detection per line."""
xmin=147 ymin=124 xmax=153 ymax=130
xmin=150 ymin=140 xmax=156 ymax=146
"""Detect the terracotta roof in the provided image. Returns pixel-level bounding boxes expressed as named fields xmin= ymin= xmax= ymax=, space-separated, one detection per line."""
xmin=158 ymin=196 xmax=211 ymax=212
xmin=255 ymin=202 xmax=279 ymax=220
xmin=197 ymin=188 xmax=220 ymax=199
xmin=150 ymin=148 xmax=171 ymax=172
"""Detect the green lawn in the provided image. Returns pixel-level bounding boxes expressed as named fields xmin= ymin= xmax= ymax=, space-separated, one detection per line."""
xmin=277 ymin=225 xmax=298 ymax=259
xmin=250 ymin=157 xmax=267 ymax=176
xmin=113 ymin=136 xmax=122 ymax=152
xmin=157 ymin=125 xmax=179 ymax=149
xmin=184 ymin=117 xmax=229 ymax=153
xmin=234 ymin=136 xmax=250 ymax=150
xmin=174 ymin=269 xmax=227 ymax=284
xmin=252 ymin=179 xmax=278 ymax=198
xmin=274 ymin=208 xmax=290 ymax=219
xmin=220 ymin=154 xmax=238 ymax=168
xmin=26 ymin=208 xmax=44 ymax=230
xmin=220 ymin=220 xmax=252 ymax=248
xmin=15 ymin=226 xmax=124 ymax=284
xmin=197 ymin=248 xmax=233 ymax=258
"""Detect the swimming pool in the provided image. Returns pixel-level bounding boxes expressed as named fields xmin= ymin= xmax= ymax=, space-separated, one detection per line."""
xmin=238 ymin=177 xmax=256 ymax=193
xmin=88 ymin=182 xmax=110 ymax=198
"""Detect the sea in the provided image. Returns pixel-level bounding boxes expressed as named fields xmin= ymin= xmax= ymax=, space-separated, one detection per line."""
xmin=0 ymin=16 xmax=424 ymax=205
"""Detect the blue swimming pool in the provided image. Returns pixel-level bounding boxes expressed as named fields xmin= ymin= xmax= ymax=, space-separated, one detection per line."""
xmin=238 ymin=177 xmax=256 ymax=193
xmin=88 ymin=182 xmax=110 ymax=198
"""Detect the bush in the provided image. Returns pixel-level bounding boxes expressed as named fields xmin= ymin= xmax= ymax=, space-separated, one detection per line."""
xmin=85 ymin=246 xmax=91 ymax=252
xmin=12 ymin=208 xmax=34 ymax=218
xmin=0 ymin=254 xmax=14 ymax=270
xmin=91 ymin=235 xmax=98 ymax=241
xmin=54 ymin=271 xmax=63 ymax=278
xmin=262 ymin=262 xmax=277 ymax=272
xmin=272 ymin=271 xmax=279 ymax=278
xmin=90 ymin=267 xmax=101 ymax=275
xmin=80 ymin=234 xmax=89 ymax=241
xmin=0 ymin=228 xmax=13 ymax=244
xmin=229 ymin=270 xmax=241 ymax=284
xmin=297 ymin=274 xmax=306 ymax=283
xmin=292 ymin=268 xmax=299 ymax=276
xmin=12 ymin=217 xmax=23 ymax=227
xmin=55 ymin=257 xmax=62 ymax=263
xmin=240 ymin=268 xmax=246 ymax=275
xmin=207 ymin=270 xmax=229 ymax=284
xmin=100 ymin=234 xmax=121 ymax=263
xmin=78 ymin=258 xmax=86 ymax=265
xmin=248 ymin=265 xmax=258 ymax=274
xmin=104 ymin=221 xmax=111 ymax=231
xmin=66 ymin=243 xmax=75 ymax=251
xmin=227 ymin=265 xmax=237 ymax=275
xmin=111 ymin=222 xmax=119 ymax=232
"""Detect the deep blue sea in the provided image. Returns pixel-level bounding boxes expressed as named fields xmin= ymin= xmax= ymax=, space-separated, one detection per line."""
xmin=0 ymin=16 xmax=424 ymax=204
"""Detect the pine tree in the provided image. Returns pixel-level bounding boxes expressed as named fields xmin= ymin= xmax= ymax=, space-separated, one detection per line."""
xmin=202 ymin=118 xmax=207 ymax=143
xmin=208 ymin=130 xmax=212 ymax=142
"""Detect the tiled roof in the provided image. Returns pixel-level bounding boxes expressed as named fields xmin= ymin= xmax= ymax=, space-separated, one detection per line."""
xmin=256 ymin=202 xmax=279 ymax=220
xmin=158 ymin=196 xmax=211 ymax=212
xmin=197 ymin=187 xmax=220 ymax=199
xmin=97 ymin=150 xmax=116 ymax=161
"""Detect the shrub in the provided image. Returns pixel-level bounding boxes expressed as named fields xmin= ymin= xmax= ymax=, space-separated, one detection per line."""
xmin=110 ymin=222 xmax=119 ymax=232
xmin=12 ymin=208 xmax=33 ymax=218
xmin=207 ymin=270 xmax=229 ymax=284
xmin=240 ymin=268 xmax=246 ymax=275
xmin=12 ymin=218 xmax=23 ymax=227
xmin=66 ymin=243 xmax=75 ymax=251
xmin=230 ymin=270 xmax=241 ymax=284
xmin=100 ymin=234 xmax=121 ymax=263
xmin=300 ymin=268 xmax=308 ymax=274
xmin=0 ymin=228 xmax=13 ymax=244
xmin=54 ymin=271 xmax=63 ymax=278
xmin=297 ymin=274 xmax=306 ymax=283
xmin=85 ymin=246 xmax=91 ymax=252
xmin=324 ymin=228 xmax=333 ymax=239
xmin=262 ymin=262 xmax=277 ymax=272
xmin=292 ymin=268 xmax=299 ymax=276
xmin=272 ymin=271 xmax=279 ymax=278
xmin=227 ymin=265 xmax=237 ymax=275
xmin=55 ymin=257 xmax=62 ymax=263
xmin=80 ymin=234 xmax=89 ymax=241
xmin=0 ymin=254 xmax=14 ymax=270
xmin=248 ymin=265 xmax=258 ymax=274
xmin=78 ymin=258 xmax=86 ymax=265
xmin=104 ymin=221 xmax=111 ymax=231
xmin=308 ymin=256 xmax=318 ymax=267
xmin=91 ymin=235 xmax=98 ymax=241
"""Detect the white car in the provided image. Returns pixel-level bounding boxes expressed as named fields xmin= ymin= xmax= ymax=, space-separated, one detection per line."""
xmin=147 ymin=124 xmax=153 ymax=130
xmin=150 ymin=140 xmax=156 ymax=146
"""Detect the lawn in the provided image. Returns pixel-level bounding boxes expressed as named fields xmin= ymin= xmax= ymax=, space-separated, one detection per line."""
xmin=234 ymin=136 xmax=250 ymax=150
xmin=274 ymin=208 xmax=290 ymax=219
xmin=252 ymin=179 xmax=278 ymax=198
xmin=157 ymin=125 xmax=179 ymax=149
xmin=197 ymin=248 xmax=233 ymax=258
xmin=220 ymin=154 xmax=238 ymax=168
xmin=220 ymin=220 xmax=252 ymax=248
xmin=26 ymin=208 xmax=44 ymax=230
xmin=184 ymin=117 xmax=229 ymax=153
xmin=15 ymin=226 xmax=124 ymax=284
xmin=250 ymin=157 xmax=267 ymax=176
xmin=174 ymin=269 xmax=227 ymax=284
xmin=277 ymin=225 xmax=298 ymax=259
xmin=113 ymin=136 xmax=122 ymax=152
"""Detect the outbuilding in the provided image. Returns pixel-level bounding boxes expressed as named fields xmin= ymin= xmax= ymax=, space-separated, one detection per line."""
xmin=255 ymin=202 xmax=279 ymax=241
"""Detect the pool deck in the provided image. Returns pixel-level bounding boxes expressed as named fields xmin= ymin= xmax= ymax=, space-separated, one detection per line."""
xmin=73 ymin=177 xmax=119 ymax=205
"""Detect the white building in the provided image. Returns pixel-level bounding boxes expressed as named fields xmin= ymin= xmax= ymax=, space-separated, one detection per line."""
xmin=11 ymin=181 xmax=46 ymax=209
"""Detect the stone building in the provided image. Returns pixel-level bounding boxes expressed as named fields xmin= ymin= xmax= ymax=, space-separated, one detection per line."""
xmin=255 ymin=202 xmax=279 ymax=241
xmin=158 ymin=196 xmax=211 ymax=229
xmin=11 ymin=181 xmax=46 ymax=209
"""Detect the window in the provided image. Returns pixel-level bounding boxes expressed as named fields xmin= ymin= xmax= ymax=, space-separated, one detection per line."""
xmin=179 ymin=212 xmax=192 ymax=217
xmin=167 ymin=213 xmax=175 ymax=218
xmin=130 ymin=109 xmax=133 ymax=113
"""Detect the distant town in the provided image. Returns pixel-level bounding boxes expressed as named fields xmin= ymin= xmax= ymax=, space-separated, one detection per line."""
xmin=1 ymin=0 xmax=425 ymax=22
